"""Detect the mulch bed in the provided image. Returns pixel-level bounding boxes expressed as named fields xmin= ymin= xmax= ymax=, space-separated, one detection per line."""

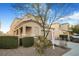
xmin=0 ymin=46 xmax=70 ymax=56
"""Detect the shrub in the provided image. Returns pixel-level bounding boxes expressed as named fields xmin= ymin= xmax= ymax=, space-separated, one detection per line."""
xmin=21 ymin=37 xmax=34 ymax=47
xmin=0 ymin=36 xmax=18 ymax=49
xmin=34 ymin=36 xmax=52 ymax=55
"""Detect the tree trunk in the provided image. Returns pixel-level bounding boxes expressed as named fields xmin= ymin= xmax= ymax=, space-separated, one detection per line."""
xmin=43 ymin=23 xmax=45 ymax=37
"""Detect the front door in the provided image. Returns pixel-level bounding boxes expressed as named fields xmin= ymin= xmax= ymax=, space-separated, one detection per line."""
xmin=19 ymin=39 xmax=22 ymax=46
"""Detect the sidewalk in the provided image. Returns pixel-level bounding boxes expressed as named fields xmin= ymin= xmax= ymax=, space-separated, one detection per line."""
xmin=55 ymin=40 xmax=79 ymax=56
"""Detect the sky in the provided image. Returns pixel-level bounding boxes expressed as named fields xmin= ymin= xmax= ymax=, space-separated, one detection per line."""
xmin=0 ymin=3 xmax=16 ymax=33
xmin=0 ymin=3 xmax=79 ymax=33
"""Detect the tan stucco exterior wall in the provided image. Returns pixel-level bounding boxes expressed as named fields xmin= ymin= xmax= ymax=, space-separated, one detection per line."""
xmin=51 ymin=23 xmax=69 ymax=39
xmin=15 ymin=22 xmax=42 ymax=37
xmin=8 ymin=14 xmax=70 ymax=40
xmin=8 ymin=14 xmax=43 ymax=37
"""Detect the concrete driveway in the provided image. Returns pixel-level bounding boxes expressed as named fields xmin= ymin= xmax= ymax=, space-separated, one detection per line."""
xmin=55 ymin=40 xmax=79 ymax=56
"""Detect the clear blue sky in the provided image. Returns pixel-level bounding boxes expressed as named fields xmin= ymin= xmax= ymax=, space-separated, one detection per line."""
xmin=0 ymin=3 xmax=16 ymax=33
xmin=0 ymin=3 xmax=79 ymax=33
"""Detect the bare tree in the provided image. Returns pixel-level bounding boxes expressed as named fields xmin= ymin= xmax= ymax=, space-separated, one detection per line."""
xmin=11 ymin=3 xmax=74 ymax=54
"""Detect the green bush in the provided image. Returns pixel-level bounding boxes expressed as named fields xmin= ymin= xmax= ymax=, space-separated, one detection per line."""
xmin=0 ymin=36 xmax=18 ymax=49
xmin=21 ymin=37 xmax=34 ymax=47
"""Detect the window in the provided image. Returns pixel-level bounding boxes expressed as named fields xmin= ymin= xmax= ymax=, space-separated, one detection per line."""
xmin=26 ymin=26 xmax=32 ymax=33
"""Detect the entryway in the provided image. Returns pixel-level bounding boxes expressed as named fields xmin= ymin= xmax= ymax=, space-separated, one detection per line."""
xmin=19 ymin=38 xmax=22 ymax=46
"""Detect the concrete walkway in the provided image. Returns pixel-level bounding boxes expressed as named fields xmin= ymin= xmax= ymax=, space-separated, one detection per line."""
xmin=55 ymin=40 xmax=79 ymax=56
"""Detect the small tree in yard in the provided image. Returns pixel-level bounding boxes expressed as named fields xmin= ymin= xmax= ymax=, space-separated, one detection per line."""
xmin=11 ymin=3 xmax=72 ymax=55
xmin=71 ymin=24 xmax=79 ymax=34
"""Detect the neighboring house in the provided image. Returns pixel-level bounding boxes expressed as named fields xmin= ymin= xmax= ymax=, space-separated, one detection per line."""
xmin=51 ymin=23 xmax=70 ymax=39
xmin=51 ymin=23 xmax=61 ymax=39
xmin=60 ymin=23 xmax=69 ymax=34
xmin=8 ymin=14 xmax=43 ymax=37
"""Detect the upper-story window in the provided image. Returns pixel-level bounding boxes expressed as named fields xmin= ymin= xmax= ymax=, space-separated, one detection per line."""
xmin=26 ymin=26 xmax=32 ymax=34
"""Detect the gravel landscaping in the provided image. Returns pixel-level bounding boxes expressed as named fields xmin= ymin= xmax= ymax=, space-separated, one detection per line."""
xmin=0 ymin=46 xmax=70 ymax=56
